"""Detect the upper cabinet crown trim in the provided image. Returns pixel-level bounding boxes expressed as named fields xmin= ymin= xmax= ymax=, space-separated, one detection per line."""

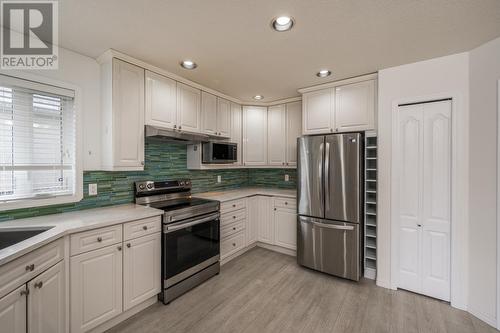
xmin=297 ymin=73 xmax=378 ymax=94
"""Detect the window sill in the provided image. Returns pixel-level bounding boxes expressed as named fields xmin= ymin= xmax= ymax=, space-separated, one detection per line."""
xmin=0 ymin=191 xmax=83 ymax=212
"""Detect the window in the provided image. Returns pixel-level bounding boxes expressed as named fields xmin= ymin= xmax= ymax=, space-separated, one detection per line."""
xmin=0 ymin=74 xmax=78 ymax=207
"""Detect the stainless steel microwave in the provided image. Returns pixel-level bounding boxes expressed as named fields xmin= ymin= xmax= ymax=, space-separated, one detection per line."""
xmin=202 ymin=142 xmax=237 ymax=164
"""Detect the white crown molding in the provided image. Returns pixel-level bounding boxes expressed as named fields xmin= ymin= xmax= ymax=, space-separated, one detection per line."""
xmin=297 ymin=73 xmax=378 ymax=94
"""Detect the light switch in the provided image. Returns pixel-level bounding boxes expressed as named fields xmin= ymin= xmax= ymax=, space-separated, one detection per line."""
xmin=285 ymin=174 xmax=289 ymax=182
xmin=217 ymin=175 xmax=222 ymax=183
xmin=88 ymin=183 xmax=98 ymax=196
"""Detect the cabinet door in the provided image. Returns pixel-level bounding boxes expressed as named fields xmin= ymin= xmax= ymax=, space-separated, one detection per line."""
xmin=335 ymin=80 xmax=375 ymax=132
xmin=286 ymin=101 xmax=302 ymax=166
xmin=201 ymin=91 xmax=218 ymax=135
xmin=112 ymin=58 xmax=145 ymax=169
xmin=267 ymin=105 xmax=286 ymax=166
xmin=217 ymin=98 xmax=231 ymax=138
xmin=245 ymin=197 xmax=258 ymax=246
xmin=257 ymin=196 xmax=274 ymax=245
xmin=302 ymin=88 xmax=333 ymax=135
xmin=230 ymin=103 xmax=242 ymax=165
xmin=70 ymin=245 xmax=122 ymax=333
xmin=274 ymin=208 xmax=297 ymax=250
xmin=145 ymin=70 xmax=177 ymax=129
xmin=123 ymin=233 xmax=161 ymax=311
xmin=177 ymin=83 xmax=201 ymax=133
xmin=0 ymin=285 xmax=26 ymax=333
xmin=243 ymin=106 xmax=268 ymax=166
xmin=28 ymin=261 xmax=65 ymax=333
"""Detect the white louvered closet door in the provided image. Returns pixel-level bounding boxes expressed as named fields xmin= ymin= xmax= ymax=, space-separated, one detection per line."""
xmin=397 ymin=100 xmax=451 ymax=302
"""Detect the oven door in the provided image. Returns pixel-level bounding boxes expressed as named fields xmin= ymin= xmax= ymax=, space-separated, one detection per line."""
xmin=163 ymin=212 xmax=220 ymax=287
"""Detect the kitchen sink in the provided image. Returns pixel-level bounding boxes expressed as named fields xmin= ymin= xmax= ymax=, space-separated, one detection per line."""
xmin=0 ymin=227 xmax=54 ymax=250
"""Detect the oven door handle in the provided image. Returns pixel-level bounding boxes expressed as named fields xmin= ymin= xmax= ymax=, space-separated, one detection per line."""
xmin=165 ymin=213 xmax=220 ymax=233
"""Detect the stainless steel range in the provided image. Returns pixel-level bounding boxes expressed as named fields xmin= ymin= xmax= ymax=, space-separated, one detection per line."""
xmin=135 ymin=179 xmax=220 ymax=304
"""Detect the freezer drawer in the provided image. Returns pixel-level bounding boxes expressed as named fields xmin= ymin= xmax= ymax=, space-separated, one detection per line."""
xmin=297 ymin=216 xmax=360 ymax=281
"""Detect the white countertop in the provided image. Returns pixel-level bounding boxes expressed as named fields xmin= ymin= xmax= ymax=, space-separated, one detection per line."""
xmin=194 ymin=187 xmax=296 ymax=202
xmin=0 ymin=204 xmax=163 ymax=266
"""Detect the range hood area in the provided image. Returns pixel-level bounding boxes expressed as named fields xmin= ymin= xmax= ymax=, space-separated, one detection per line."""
xmin=145 ymin=125 xmax=210 ymax=144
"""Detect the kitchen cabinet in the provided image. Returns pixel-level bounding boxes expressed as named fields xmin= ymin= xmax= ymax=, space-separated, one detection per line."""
xmin=245 ymin=196 xmax=259 ymax=246
xmin=256 ymin=196 xmax=274 ymax=245
xmin=101 ymin=58 xmax=145 ymax=171
xmin=243 ymin=106 xmax=268 ymax=166
xmin=145 ymin=70 xmax=177 ymax=129
xmin=123 ymin=233 xmax=161 ymax=311
xmin=267 ymin=105 xmax=287 ymax=166
xmin=28 ymin=261 xmax=65 ymax=333
xmin=268 ymin=102 xmax=302 ymax=167
xmin=230 ymin=103 xmax=242 ymax=165
xmin=176 ymin=82 xmax=201 ymax=133
xmin=335 ymin=80 xmax=375 ymax=132
xmin=70 ymin=244 xmax=123 ymax=333
xmin=302 ymin=88 xmax=334 ymax=135
xmin=0 ymin=285 xmax=26 ymax=333
xmin=274 ymin=208 xmax=297 ymax=250
xmin=216 ymin=97 xmax=231 ymax=138
xmin=201 ymin=91 xmax=218 ymax=135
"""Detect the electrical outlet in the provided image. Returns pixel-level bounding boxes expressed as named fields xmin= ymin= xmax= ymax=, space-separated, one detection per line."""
xmin=88 ymin=183 xmax=98 ymax=196
xmin=217 ymin=175 xmax=222 ymax=183
xmin=285 ymin=174 xmax=290 ymax=182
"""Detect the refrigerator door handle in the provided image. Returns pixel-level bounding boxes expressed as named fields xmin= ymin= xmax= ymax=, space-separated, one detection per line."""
xmin=319 ymin=142 xmax=324 ymax=192
xmin=312 ymin=221 xmax=354 ymax=231
xmin=324 ymin=141 xmax=330 ymax=210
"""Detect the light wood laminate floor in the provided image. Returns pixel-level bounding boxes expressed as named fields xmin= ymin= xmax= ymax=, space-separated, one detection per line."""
xmin=108 ymin=247 xmax=498 ymax=333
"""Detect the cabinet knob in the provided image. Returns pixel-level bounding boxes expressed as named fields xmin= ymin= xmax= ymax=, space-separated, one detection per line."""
xmin=117 ymin=246 xmax=122 ymax=251
xmin=233 ymin=216 xmax=236 ymax=219
xmin=285 ymin=202 xmax=288 ymax=205
xmin=143 ymin=225 xmax=148 ymax=230
xmin=232 ymin=243 xmax=236 ymax=247
xmin=233 ymin=227 xmax=236 ymax=230
xmin=330 ymin=128 xmax=333 ymax=132
xmin=178 ymin=126 xmax=182 ymax=130
xmin=173 ymin=125 xmax=177 ymax=129
xmin=417 ymin=224 xmax=422 ymax=227
xmin=34 ymin=281 xmax=43 ymax=289
xmin=141 ymin=161 xmax=145 ymax=166
xmin=25 ymin=264 xmax=35 ymax=272
xmin=274 ymin=208 xmax=277 ymax=211
xmin=127 ymin=243 xmax=131 ymax=248
xmin=97 ymin=237 xmax=103 ymax=242
xmin=232 ymin=204 xmax=236 ymax=208
xmin=20 ymin=289 xmax=29 ymax=296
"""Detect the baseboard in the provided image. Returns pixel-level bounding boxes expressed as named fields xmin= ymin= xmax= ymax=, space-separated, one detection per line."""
xmin=256 ymin=242 xmax=296 ymax=257
xmin=376 ymin=278 xmax=393 ymax=289
xmin=468 ymin=305 xmax=498 ymax=328
xmin=89 ymin=296 xmax=158 ymax=333
xmin=221 ymin=243 xmax=257 ymax=265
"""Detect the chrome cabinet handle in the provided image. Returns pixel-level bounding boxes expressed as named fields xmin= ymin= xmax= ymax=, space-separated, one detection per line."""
xmin=97 ymin=237 xmax=102 ymax=242
xmin=34 ymin=281 xmax=43 ymax=289
xmin=143 ymin=225 xmax=148 ymax=230
xmin=25 ymin=264 xmax=35 ymax=272
xmin=312 ymin=221 xmax=354 ymax=231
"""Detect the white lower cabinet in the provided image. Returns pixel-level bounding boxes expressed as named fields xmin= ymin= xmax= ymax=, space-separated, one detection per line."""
xmin=123 ymin=233 xmax=161 ymax=311
xmin=256 ymin=197 xmax=274 ymax=245
xmin=28 ymin=261 xmax=65 ymax=333
xmin=245 ymin=197 xmax=259 ymax=246
xmin=70 ymin=244 xmax=123 ymax=333
xmin=273 ymin=208 xmax=297 ymax=250
xmin=0 ymin=285 xmax=26 ymax=333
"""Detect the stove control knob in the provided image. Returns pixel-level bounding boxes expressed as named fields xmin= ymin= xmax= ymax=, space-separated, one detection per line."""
xmin=146 ymin=183 xmax=154 ymax=190
xmin=138 ymin=184 xmax=146 ymax=190
xmin=179 ymin=181 xmax=185 ymax=186
xmin=185 ymin=181 xmax=190 ymax=186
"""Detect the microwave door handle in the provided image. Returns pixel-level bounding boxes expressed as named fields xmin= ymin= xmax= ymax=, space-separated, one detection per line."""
xmin=312 ymin=221 xmax=354 ymax=231
xmin=165 ymin=213 xmax=220 ymax=233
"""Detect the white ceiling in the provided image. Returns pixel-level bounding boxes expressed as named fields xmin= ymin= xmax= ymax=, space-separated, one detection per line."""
xmin=59 ymin=0 xmax=500 ymax=102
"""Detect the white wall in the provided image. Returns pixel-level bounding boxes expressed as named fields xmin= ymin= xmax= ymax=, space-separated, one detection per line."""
xmin=377 ymin=52 xmax=470 ymax=309
xmin=0 ymin=47 xmax=102 ymax=170
xmin=468 ymin=36 xmax=500 ymax=327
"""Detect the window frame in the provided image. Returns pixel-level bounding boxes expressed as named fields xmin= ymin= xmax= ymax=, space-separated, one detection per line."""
xmin=0 ymin=71 xmax=83 ymax=211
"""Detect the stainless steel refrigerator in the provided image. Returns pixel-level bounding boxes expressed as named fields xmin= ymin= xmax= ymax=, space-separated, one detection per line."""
xmin=297 ymin=133 xmax=363 ymax=281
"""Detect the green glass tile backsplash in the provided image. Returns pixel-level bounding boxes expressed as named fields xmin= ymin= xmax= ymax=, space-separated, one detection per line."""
xmin=0 ymin=140 xmax=297 ymax=222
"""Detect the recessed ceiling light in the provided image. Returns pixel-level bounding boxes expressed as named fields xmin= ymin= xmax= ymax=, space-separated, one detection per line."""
xmin=253 ymin=95 xmax=264 ymax=100
xmin=316 ymin=69 xmax=331 ymax=78
xmin=180 ymin=60 xmax=197 ymax=70
xmin=271 ymin=16 xmax=294 ymax=32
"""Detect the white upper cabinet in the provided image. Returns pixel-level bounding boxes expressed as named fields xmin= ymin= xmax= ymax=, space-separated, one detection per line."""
xmin=176 ymin=82 xmax=201 ymax=133
xmin=267 ymin=105 xmax=287 ymax=166
xmin=285 ymin=101 xmax=302 ymax=166
xmin=302 ymin=88 xmax=334 ymax=135
xmin=217 ymin=98 xmax=231 ymax=138
xmin=335 ymin=80 xmax=375 ymax=132
xmin=243 ymin=106 xmax=268 ymax=166
xmin=145 ymin=70 xmax=177 ymax=129
xmin=230 ymin=103 xmax=242 ymax=165
xmin=101 ymin=58 xmax=145 ymax=171
xmin=201 ymin=91 xmax=218 ymax=135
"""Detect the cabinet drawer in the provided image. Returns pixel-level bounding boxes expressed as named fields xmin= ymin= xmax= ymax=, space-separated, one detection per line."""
xmin=220 ymin=198 xmax=246 ymax=213
xmin=123 ymin=216 xmax=161 ymax=241
xmin=70 ymin=224 xmax=122 ymax=256
xmin=274 ymin=197 xmax=296 ymax=210
xmin=221 ymin=231 xmax=246 ymax=259
xmin=0 ymin=239 xmax=64 ymax=299
xmin=221 ymin=209 xmax=246 ymax=226
xmin=221 ymin=221 xmax=245 ymax=239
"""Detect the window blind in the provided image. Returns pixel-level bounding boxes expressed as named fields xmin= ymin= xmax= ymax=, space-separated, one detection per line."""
xmin=0 ymin=76 xmax=76 ymax=203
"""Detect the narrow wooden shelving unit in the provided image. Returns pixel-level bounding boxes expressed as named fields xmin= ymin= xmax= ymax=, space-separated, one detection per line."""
xmin=364 ymin=134 xmax=377 ymax=280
